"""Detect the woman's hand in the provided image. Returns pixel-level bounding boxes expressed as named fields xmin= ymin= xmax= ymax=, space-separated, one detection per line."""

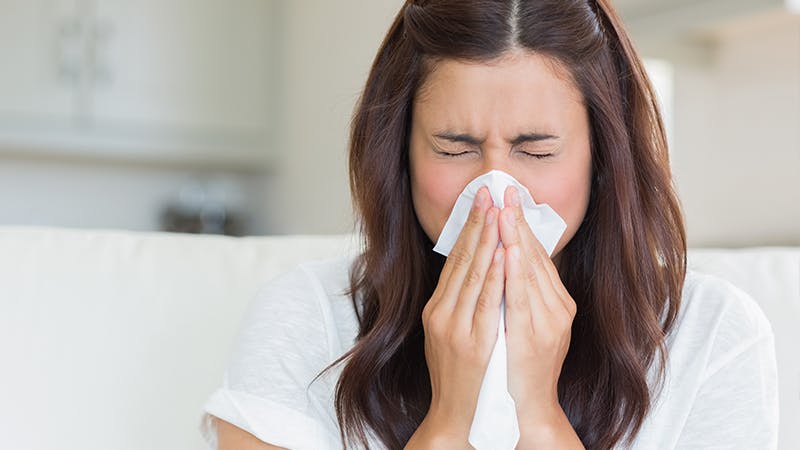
xmin=414 ymin=186 xmax=505 ymax=445
xmin=498 ymin=186 xmax=581 ymax=447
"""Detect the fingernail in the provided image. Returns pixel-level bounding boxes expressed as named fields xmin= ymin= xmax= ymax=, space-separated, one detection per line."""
xmin=486 ymin=207 xmax=497 ymax=225
xmin=509 ymin=186 xmax=520 ymax=207
xmin=475 ymin=188 xmax=488 ymax=207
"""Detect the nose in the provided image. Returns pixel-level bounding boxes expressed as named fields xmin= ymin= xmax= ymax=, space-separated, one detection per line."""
xmin=477 ymin=148 xmax=520 ymax=181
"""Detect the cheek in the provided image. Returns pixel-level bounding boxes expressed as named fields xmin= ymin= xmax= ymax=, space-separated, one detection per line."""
xmin=535 ymin=173 xmax=590 ymax=221
xmin=411 ymin=164 xmax=466 ymax=243
xmin=525 ymin=162 xmax=592 ymax=251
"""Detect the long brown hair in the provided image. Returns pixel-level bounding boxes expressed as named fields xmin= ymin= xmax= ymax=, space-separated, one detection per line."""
xmin=317 ymin=1 xmax=687 ymax=448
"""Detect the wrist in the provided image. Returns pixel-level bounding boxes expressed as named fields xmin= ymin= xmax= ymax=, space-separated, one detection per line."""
xmin=516 ymin=402 xmax=561 ymax=443
xmin=515 ymin=404 xmax=583 ymax=450
xmin=405 ymin=412 xmax=473 ymax=450
xmin=406 ymin=433 xmax=472 ymax=450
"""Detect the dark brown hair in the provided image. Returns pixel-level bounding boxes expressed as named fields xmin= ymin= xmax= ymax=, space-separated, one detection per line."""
xmin=317 ymin=1 xmax=687 ymax=448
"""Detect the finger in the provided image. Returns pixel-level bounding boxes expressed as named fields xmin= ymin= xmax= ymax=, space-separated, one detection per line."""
xmin=508 ymin=217 xmax=565 ymax=319
xmin=435 ymin=186 xmax=492 ymax=312
xmin=471 ymin=246 xmax=505 ymax=345
xmin=453 ymin=205 xmax=500 ymax=330
xmin=438 ymin=186 xmax=491 ymax=283
xmin=505 ymin=185 xmax=574 ymax=316
xmin=503 ymin=185 xmax=547 ymax=260
xmin=500 ymin=204 xmax=557 ymax=335
xmin=504 ymin=245 xmax=534 ymax=340
xmin=506 ymin=185 xmax=548 ymax=263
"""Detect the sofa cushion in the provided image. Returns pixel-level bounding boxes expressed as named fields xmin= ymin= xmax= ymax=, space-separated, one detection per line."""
xmin=0 ymin=226 xmax=796 ymax=449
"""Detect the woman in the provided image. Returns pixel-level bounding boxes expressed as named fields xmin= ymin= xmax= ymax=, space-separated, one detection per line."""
xmin=201 ymin=0 xmax=778 ymax=449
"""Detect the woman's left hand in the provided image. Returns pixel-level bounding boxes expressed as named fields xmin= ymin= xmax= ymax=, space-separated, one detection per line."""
xmin=498 ymin=185 xmax=578 ymax=436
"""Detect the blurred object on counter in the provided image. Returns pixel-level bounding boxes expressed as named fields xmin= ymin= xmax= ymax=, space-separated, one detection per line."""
xmin=159 ymin=175 xmax=249 ymax=236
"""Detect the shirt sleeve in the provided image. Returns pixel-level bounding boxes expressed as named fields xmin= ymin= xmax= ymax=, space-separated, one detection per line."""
xmin=199 ymin=264 xmax=338 ymax=450
xmin=674 ymin=305 xmax=780 ymax=449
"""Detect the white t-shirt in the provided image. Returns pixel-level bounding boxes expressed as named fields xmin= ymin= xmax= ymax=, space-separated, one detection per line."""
xmin=198 ymin=254 xmax=779 ymax=449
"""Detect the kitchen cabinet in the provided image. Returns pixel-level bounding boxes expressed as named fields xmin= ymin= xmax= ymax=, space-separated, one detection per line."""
xmin=0 ymin=0 xmax=276 ymax=172
xmin=0 ymin=1 xmax=74 ymax=122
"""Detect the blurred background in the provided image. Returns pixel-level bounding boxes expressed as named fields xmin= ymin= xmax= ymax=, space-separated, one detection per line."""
xmin=0 ymin=0 xmax=798 ymax=247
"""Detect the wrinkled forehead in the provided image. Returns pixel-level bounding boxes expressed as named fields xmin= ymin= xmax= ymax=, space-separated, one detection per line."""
xmin=414 ymin=50 xmax=583 ymax=107
xmin=411 ymin=51 xmax=587 ymax=139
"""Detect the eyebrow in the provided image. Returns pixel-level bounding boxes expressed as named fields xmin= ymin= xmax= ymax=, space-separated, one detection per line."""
xmin=433 ymin=132 xmax=560 ymax=146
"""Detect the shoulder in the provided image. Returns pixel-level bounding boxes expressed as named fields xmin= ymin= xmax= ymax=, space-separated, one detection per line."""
xmin=679 ymin=270 xmax=774 ymax=340
xmin=258 ymin=255 xmax=355 ymax=295
xmin=223 ymin=253 xmax=361 ymax=393
xmin=666 ymin=270 xmax=776 ymax=381
xmin=294 ymin=253 xmax=360 ymax=300
xmin=241 ymin=253 xmax=362 ymax=358
xmin=636 ymin=271 xmax=780 ymax=448
xmin=635 ymin=270 xmax=779 ymax=446
xmin=200 ymin=254 xmax=362 ymax=450
xmin=249 ymin=253 xmax=358 ymax=316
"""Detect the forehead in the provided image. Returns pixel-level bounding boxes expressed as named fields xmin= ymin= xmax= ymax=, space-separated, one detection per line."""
xmin=413 ymin=51 xmax=585 ymax=130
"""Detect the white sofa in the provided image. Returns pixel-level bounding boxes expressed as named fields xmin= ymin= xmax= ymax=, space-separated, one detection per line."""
xmin=1 ymin=226 xmax=797 ymax=450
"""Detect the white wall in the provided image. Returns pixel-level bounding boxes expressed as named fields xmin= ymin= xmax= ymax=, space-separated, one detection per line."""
xmin=670 ymin=14 xmax=800 ymax=246
xmin=263 ymin=0 xmax=403 ymax=235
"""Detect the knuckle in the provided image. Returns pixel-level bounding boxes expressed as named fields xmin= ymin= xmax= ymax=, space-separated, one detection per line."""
xmin=514 ymin=210 xmax=527 ymax=226
xmin=506 ymin=294 xmax=527 ymax=310
xmin=485 ymin=266 xmax=502 ymax=284
xmin=475 ymin=293 xmax=494 ymax=313
xmin=464 ymin=268 xmax=482 ymax=287
xmin=477 ymin=231 xmax=492 ymax=248
xmin=421 ymin=302 xmax=433 ymax=324
xmin=425 ymin=312 xmax=446 ymax=336
xmin=529 ymin=252 xmax=545 ymax=270
xmin=449 ymin=247 xmax=473 ymax=268
xmin=422 ymin=303 xmax=443 ymax=328
xmin=467 ymin=206 xmax=484 ymax=226
xmin=479 ymin=218 xmax=497 ymax=239
xmin=524 ymin=269 xmax=540 ymax=286
xmin=565 ymin=297 xmax=578 ymax=317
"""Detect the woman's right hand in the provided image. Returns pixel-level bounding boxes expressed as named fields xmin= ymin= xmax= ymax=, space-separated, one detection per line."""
xmin=409 ymin=186 xmax=505 ymax=447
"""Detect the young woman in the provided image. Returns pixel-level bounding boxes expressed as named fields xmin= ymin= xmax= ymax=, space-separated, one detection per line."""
xmin=202 ymin=1 xmax=778 ymax=449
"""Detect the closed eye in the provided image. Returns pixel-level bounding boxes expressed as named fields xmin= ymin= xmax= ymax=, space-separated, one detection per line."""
xmin=435 ymin=149 xmax=553 ymax=159
xmin=436 ymin=150 xmax=472 ymax=157
xmin=521 ymin=152 xmax=554 ymax=159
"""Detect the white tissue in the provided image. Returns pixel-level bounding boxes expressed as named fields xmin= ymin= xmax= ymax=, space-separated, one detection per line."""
xmin=432 ymin=169 xmax=567 ymax=450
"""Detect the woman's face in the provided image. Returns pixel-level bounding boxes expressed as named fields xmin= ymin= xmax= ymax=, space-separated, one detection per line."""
xmin=408 ymin=50 xmax=593 ymax=259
